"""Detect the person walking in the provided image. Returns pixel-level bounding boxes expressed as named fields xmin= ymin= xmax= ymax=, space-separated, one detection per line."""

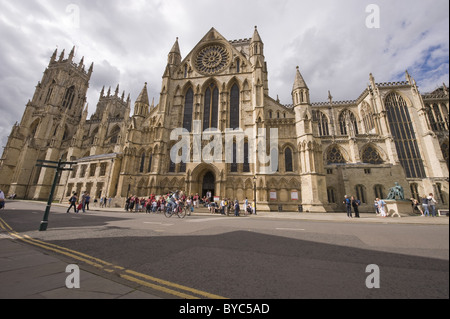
xmin=411 ymin=198 xmax=424 ymax=216
xmin=421 ymin=194 xmax=430 ymax=217
xmin=343 ymin=195 xmax=352 ymax=218
xmin=427 ymin=193 xmax=437 ymax=217
xmin=351 ymin=196 xmax=360 ymax=218
xmin=67 ymin=193 xmax=78 ymax=213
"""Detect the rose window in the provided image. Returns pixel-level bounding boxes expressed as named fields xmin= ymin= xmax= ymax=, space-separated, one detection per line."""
xmin=195 ymin=45 xmax=230 ymax=75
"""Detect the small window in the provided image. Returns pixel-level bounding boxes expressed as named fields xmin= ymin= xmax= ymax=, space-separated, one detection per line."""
xmin=89 ymin=164 xmax=97 ymax=177
xmin=326 ymin=169 xmax=333 ymax=174
xmin=100 ymin=163 xmax=107 ymax=176
xmin=364 ymin=168 xmax=371 ymax=174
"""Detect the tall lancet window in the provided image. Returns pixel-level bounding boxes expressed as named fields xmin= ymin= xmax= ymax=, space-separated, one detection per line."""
xmin=339 ymin=110 xmax=359 ymax=135
xmin=230 ymin=84 xmax=240 ymax=129
xmin=62 ymin=86 xmax=75 ymax=110
xmin=385 ymin=92 xmax=425 ymax=178
xmin=203 ymin=83 xmax=219 ymax=129
xmin=183 ymin=88 xmax=194 ymax=131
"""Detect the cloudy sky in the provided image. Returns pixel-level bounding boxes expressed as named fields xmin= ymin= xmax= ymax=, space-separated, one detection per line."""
xmin=0 ymin=0 xmax=448 ymax=147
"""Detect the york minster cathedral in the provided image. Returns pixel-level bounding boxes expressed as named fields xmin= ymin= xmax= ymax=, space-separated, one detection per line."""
xmin=0 ymin=27 xmax=448 ymax=212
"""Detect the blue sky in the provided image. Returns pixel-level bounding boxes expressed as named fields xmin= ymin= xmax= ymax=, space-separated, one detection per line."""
xmin=0 ymin=0 xmax=448 ymax=147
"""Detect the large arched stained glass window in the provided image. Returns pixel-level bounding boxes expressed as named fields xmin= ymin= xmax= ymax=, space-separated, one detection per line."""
xmin=183 ymin=88 xmax=194 ymax=131
xmin=361 ymin=145 xmax=383 ymax=164
xmin=326 ymin=145 xmax=346 ymax=164
xmin=230 ymin=84 xmax=240 ymax=129
xmin=385 ymin=92 xmax=425 ymax=178
xmin=203 ymin=83 xmax=219 ymax=129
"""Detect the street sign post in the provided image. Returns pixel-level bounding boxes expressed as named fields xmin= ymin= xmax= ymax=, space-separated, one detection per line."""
xmin=36 ymin=158 xmax=76 ymax=231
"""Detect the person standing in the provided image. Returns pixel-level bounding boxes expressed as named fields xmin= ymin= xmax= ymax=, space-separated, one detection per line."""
xmin=351 ymin=196 xmax=360 ymax=218
xmin=427 ymin=193 xmax=437 ymax=217
xmin=421 ymin=195 xmax=430 ymax=217
xmin=374 ymin=199 xmax=379 ymax=215
xmin=84 ymin=193 xmax=91 ymax=211
xmin=0 ymin=189 xmax=5 ymax=210
xmin=80 ymin=191 xmax=87 ymax=213
xmin=234 ymin=199 xmax=240 ymax=217
xmin=343 ymin=195 xmax=352 ymax=218
xmin=376 ymin=198 xmax=386 ymax=217
xmin=220 ymin=198 xmax=226 ymax=215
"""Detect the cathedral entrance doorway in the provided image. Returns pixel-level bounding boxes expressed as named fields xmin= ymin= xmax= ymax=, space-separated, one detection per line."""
xmin=202 ymin=171 xmax=215 ymax=201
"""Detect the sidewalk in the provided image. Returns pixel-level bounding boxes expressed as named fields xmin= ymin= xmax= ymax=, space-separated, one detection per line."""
xmin=70 ymin=203 xmax=449 ymax=225
xmin=0 ymin=235 xmax=161 ymax=299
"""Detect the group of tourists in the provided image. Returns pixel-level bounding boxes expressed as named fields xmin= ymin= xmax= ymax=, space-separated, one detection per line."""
xmin=343 ymin=195 xmax=361 ymax=218
xmin=125 ymin=191 xmax=198 ymax=215
xmin=214 ymin=197 xmax=254 ymax=216
xmin=411 ymin=193 xmax=439 ymax=217
xmin=66 ymin=191 xmax=91 ymax=213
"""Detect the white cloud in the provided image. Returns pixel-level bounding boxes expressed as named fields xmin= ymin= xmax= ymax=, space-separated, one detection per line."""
xmin=0 ymin=0 xmax=448 ymax=147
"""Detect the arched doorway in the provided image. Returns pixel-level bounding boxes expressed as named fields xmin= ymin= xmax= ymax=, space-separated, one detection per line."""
xmin=202 ymin=171 xmax=215 ymax=200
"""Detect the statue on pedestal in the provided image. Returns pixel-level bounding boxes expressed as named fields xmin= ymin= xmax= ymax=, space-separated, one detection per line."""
xmin=386 ymin=182 xmax=404 ymax=200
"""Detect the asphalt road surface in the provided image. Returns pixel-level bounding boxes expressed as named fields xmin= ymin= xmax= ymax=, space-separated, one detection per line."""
xmin=1 ymin=200 xmax=448 ymax=299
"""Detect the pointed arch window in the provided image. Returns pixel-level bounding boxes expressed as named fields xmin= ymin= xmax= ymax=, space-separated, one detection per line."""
xmin=441 ymin=140 xmax=449 ymax=169
xmin=183 ymin=88 xmax=194 ymax=131
xmin=385 ymin=92 xmax=425 ymax=178
xmin=62 ymin=86 xmax=75 ymax=109
xmin=243 ymin=141 xmax=250 ymax=172
xmin=147 ymin=153 xmax=153 ymax=173
xmin=285 ymin=147 xmax=293 ymax=172
xmin=230 ymin=84 xmax=240 ymax=129
xmin=374 ymin=184 xmax=384 ymax=200
xmin=45 ymin=80 xmax=56 ymax=104
xmin=361 ymin=145 xmax=383 ymax=164
xmin=314 ymin=111 xmax=329 ymax=136
xmin=139 ymin=153 xmax=145 ymax=173
xmin=203 ymin=83 xmax=219 ymax=129
xmin=361 ymin=102 xmax=375 ymax=132
xmin=327 ymin=145 xmax=346 ymax=164
xmin=230 ymin=142 xmax=238 ymax=172
xmin=339 ymin=110 xmax=358 ymax=135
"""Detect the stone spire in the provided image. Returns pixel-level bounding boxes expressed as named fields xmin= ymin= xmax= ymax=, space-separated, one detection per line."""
xmin=293 ymin=66 xmax=308 ymax=90
xmin=168 ymin=37 xmax=181 ymax=66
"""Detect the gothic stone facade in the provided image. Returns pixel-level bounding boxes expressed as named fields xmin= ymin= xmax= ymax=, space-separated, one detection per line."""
xmin=1 ymin=27 xmax=448 ymax=212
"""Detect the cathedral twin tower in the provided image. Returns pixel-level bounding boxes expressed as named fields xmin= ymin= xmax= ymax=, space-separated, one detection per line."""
xmin=1 ymin=27 xmax=448 ymax=212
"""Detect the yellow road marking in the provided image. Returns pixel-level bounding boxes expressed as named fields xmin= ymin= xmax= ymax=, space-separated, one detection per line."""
xmin=125 ymin=269 xmax=227 ymax=299
xmin=0 ymin=217 xmax=226 ymax=299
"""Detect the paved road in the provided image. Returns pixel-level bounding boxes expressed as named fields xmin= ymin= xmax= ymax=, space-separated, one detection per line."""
xmin=1 ymin=200 xmax=448 ymax=299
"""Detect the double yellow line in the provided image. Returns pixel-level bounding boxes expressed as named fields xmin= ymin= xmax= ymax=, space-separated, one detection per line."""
xmin=0 ymin=217 xmax=226 ymax=299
